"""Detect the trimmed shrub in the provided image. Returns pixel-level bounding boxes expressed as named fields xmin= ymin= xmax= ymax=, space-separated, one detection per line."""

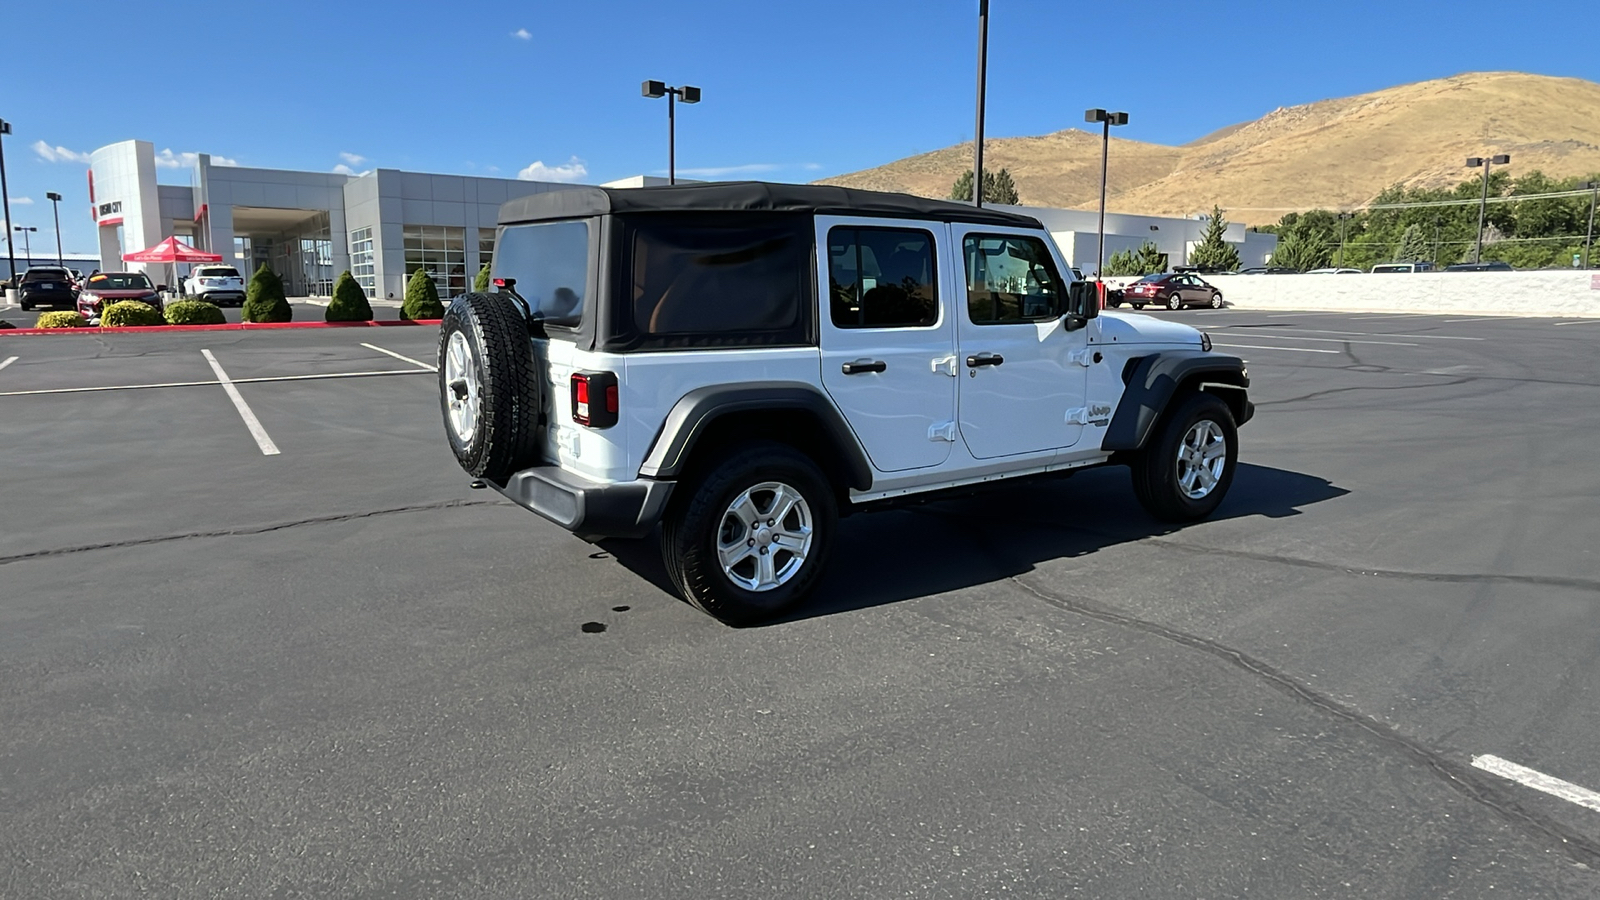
xmin=164 ymin=299 xmax=227 ymax=325
xmin=243 ymin=263 xmax=292 ymax=323
xmin=473 ymin=263 xmax=491 ymax=292
xmin=102 ymin=301 xmax=166 ymax=327
xmin=325 ymin=271 xmax=374 ymax=322
xmin=36 ymin=311 xmax=89 ymax=329
xmin=402 ymin=267 xmax=445 ymax=320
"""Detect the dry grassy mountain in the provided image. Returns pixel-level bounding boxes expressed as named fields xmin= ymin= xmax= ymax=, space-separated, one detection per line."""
xmin=815 ymin=72 xmax=1600 ymax=225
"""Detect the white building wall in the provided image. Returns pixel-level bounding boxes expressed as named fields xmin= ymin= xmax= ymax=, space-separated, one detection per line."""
xmin=88 ymin=140 xmax=163 ymax=276
xmin=993 ymin=204 xmax=1276 ymax=273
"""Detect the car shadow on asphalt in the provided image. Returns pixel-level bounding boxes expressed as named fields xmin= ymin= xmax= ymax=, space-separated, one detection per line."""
xmin=599 ymin=463 xmax=1347 ymax=627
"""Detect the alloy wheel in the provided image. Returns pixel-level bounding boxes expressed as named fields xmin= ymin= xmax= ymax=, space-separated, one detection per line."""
xmin=715 ymin=481 xmax=814 ymax=592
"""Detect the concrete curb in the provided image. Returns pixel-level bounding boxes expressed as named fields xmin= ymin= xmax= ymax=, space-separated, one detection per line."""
xmin=0 ymin=319 xmax=443 ymax=337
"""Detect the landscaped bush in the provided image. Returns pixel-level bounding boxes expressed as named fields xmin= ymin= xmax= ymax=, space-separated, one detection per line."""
xmin=243 ymin=263 xmax=292 ymax=323
xmin=402 ymin=267 xmax=444 ymax=320
xmin=473 ymin=263 xmax=491 ymax=292
xmin=164 ymin=299 xmax=227 ymax=325
xmin=101 ymin=301 xmax=166 ymax=327
xmin=325 ymin=271 xmax=374 ymax=322
xmin=36 ymin=311 xmax=88 ymax=329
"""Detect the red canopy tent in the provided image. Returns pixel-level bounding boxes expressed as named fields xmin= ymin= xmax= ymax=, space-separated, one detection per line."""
xmin=122 ymin=236 xmax=223 ymax=294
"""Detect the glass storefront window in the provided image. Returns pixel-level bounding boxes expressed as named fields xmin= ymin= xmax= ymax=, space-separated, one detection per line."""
xmin=478 ymin=228 xmax=496 ymax=279
xmin=403 ymin=224 xmax=467 ymax=298
xmin=350 ymin=227 xmax=375 ymax=297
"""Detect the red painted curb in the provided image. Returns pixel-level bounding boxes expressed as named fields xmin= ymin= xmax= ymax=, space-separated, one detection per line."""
xmin=0 ymin=319 xmax=443 ymax=337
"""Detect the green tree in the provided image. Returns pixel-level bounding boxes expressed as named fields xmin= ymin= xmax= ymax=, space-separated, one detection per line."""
xmin=402 ymin=267 xmax=445 ymax=320
xmin=1393 ymin=224 xmax=1429 ymax=262
xmin=473 ymin=263 xmax=492 ymax=292
xmin=1188 ymin=205 xmax=1241 ymax=272
xmin=326 ymin=270 xmax=374 ymax=322
xmin=1103 ymin=241 xmax=1167 ymax=277
xmin=948 ymin=167 xmax=1021 ymax=205
xmin=1268 ymin=231 xmax=1329 ymax=272
xmin=242 ymin=263 xmax=292 ymax=323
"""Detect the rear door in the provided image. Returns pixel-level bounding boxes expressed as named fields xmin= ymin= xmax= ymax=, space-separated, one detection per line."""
xmin=949 ymin=226 xmax=1089 ymax=459
xmin=817 ymin=216 xmax=957 ymax=473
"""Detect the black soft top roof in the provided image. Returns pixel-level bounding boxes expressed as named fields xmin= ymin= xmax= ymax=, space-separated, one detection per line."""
xmin=498 ymin=181 xmax=1042 ymax=229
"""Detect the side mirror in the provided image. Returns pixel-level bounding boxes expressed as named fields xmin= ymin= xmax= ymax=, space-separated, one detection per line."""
xmin=1065 ymin=280 xmax=1100 ymax=325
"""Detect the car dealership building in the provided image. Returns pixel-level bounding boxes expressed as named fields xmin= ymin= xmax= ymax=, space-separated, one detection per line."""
xmin=87 ymin=139 xmax=1274 ymax=299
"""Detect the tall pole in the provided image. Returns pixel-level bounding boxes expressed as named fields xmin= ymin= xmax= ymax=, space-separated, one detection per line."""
xmin=1337 ymin=213 xmax=1348 ymax=268
xmin=1585 ymin=182 xmax=1597 ymax=269
xmin=1433 ymin=214 xmax=1442 ymax=268
xmin=972 ymin=0 xmax=988 ymax=208
xmin=1097 ymin=119 xmax=1110 ymax=278
xmin=48 ymin=192 xmax=63 ymax=266
xmin=0 ymin=120 xmax=15 ymax=287
xmin=1474 ymin=158 xmax=1491 ymax=263
xmin=667 ymin=90 xmax=676 ymax=186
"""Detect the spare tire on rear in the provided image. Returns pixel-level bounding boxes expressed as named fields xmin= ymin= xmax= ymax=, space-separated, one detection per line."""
xmin=438 ymin=292 xmax=541 ymax=483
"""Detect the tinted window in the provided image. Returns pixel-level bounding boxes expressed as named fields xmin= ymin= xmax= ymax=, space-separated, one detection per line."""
xmin=963 ymin=234 xmax=1065 ymax=325
xmin=1135 ymin=273 xmax=1167 ymax=283
xmin=195 ymin=266 xmax=240 ymax=278
xmin=22 ymin=268 xmax=69 ymax=282
xmin=629 ymin=218 xmax=804 ymax=336
xmin=827 ymin=227 xmax=938 ymax=328
xmin=493 ymin=220 xmax=591 ymax=326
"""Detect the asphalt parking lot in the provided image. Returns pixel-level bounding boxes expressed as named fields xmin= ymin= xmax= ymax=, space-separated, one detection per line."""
xmin=3 ymin=310 xmax=1599 ymax=898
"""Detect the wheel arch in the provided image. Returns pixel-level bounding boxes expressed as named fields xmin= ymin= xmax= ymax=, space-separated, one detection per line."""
xmin=1102 ymin=351 xmax=1252 ymax=452
xmin=640 ymin=382 xmax=874 ymax=494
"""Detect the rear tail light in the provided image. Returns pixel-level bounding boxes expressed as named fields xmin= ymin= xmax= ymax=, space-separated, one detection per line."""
xmin=570 ymin=371 xmax=619 ymax=428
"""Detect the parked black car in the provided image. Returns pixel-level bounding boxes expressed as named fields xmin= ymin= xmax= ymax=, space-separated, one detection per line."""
xmin=1443 ymin=261 xmax=1513 ymax=272
xmin=18 ymin=266 xmax=79 ymax=311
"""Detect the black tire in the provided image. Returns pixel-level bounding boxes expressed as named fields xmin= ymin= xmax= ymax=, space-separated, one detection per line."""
xmin=1210 ymin=293 xmax=1224 ymax=309
xmin=437 ymin=292 xmax=540 ymax=482
xmin=661 ymin=441 xmax=837 ymax=626
xmin=1132 ymin=303 xmax=1145 ymax=311
xmin=19 ymin=300 xmax=31 ymax=312
xmin=1129 ymin=392 xmax=1238 ymax=523
xmin=1166 ymin=293 xmax=1183 ymax=311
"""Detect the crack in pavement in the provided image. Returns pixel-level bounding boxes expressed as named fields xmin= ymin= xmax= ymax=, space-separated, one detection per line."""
xmin=0 ymin=498 xmax=507 ymax=567
xmin=1005 ymin=573 xmax=1600 ymax=870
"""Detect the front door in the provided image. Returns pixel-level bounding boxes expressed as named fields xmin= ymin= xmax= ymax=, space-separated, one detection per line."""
xmin=950 ymin=226 xmax=1089 ymax=459
xmin=817 ymin=217 xmax=957 ymax=473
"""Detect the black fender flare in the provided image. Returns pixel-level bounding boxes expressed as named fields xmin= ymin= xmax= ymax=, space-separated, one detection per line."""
xmin=640 ymin=382 xmax=874 ymax=491
xmin=1101 ymin=351 xmax=1252 ymax=452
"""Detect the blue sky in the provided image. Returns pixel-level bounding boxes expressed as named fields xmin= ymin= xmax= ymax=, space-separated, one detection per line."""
xmin=4 ymin=0 xmax=1597 ymax=255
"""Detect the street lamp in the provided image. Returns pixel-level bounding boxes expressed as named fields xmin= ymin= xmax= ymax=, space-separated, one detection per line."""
xmin=46 ymin=191 xmax=63 ymax=266
xmin=0 ymin=118 xmax=14 ymax=289
xmin=13 ymin=225 xmax=36 ymax=264
xmin=1336 ymin=212 xmax=1353 ymax=268
xmin=1583 ymin=181 xmax=1598 ymax=269
xmin=1085 ymin=108 xmax=1129 ymax=279
xmin=1465 ymin=153 xmax=1510 ymax=263
xmin=641 ymin=80 xmax=701 ymax=185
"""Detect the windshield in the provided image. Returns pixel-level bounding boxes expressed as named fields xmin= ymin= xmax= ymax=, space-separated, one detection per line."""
xmin=88 ymin=273 xmax=155 ymax=291
xmin=196 ymin=267 xmax=240 ymax=278
xmin=492 ymin=220 xmax=591 ymax=327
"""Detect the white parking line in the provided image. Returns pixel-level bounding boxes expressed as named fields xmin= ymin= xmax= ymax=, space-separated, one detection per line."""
xmin=1349 ymin=313 xmax=1436 ymax=320
xmin=0 ymin=368 xmax=431 ymax=397
xmin=0 ymin=356 xmax=16 ymax=372
xmin=1213 ymin=332 xmax=1419 ymax=347
xmin=361 ymin=342 xmax=437 ymax=371
xmin=1472 ymin=754 xmax=1600 ymax=813
xmin=201 ymin=349 xmax=280 ymax=456
xmin=1554 ymin=320 xmax=1600 ymax=326
xmin=1228 ymin=327 xmax=1484 ymax=342
xmin=1210 ymin=342 xmax=1339 ymax=354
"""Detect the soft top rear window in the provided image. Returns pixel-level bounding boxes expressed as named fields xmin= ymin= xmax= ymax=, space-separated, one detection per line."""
xmin=493 ymin=219 xmax=592 ymax=327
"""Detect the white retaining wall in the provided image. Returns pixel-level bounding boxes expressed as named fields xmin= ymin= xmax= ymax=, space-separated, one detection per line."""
xmin=1201 ymin=270 xmax=1600 ymax=318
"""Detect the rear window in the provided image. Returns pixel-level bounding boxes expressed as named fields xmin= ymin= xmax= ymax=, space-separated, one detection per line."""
xmin=614 ymin=213 xmax=811 ymax=350
xmin=196 ymin=266 xmax=240 ymax=278
xmin=492 ymin=220 xmax=591 ymax=327
xmin=22 ymin=268 xmax=69 ymax=282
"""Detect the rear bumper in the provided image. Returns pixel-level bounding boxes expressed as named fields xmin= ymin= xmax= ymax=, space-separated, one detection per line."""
xmin=196 ymin=291 xmax=245 ymax=303
xmin=20 ymin=289 xmax=75 ymax=305
xmin=494 ymin=465 xmax=675 ymax=540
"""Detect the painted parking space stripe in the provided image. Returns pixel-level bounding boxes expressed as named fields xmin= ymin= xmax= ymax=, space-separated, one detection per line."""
xmin=1226 ymin=326 xmax=1484 ymax=342
xmin=0 ymin=368 xmax=432 ymax=397
xmin=1210 ymin=342 xmax=1339 ymax=354
xmin=201 ymin=349 xmax=281 ymax=456
xmin=1472 ymin=754 xmax=1600 ymax=813
xmin=1212 ymin=332 xmax=1420 ymax=347
xmin=1554 ymin=320 xmax=1600 ymax=326
xmin=0 ymin=356 xmax=15 ymax=372
xmin=361 ymin=341 xmax=437 ymax=371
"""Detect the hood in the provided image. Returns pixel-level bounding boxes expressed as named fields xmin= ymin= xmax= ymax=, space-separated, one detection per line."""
xmin=83 ymin=288 xmax=160 ymax=299
xmin=1092 ymin=312 xmax=1204 ymax=347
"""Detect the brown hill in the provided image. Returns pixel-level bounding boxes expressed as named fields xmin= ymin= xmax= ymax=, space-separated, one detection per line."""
xmin=815 ymin=72 xmax=1600 ymax=225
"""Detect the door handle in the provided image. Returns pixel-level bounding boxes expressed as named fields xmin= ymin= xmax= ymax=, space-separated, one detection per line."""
xmin=841 ymin=358 xmax=888 ymax=375
xmin=965 ymin=352 xmax=1004 ymax=368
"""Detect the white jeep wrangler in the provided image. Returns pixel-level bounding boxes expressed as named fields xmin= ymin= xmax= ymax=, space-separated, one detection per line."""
xmin=438 ymin=183 xmax=1252 ymax=624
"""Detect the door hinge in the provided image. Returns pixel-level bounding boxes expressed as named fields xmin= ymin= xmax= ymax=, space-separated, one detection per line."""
xmin=1068 ymin=348 xmax=1095 ymax=367
xmin=930 ymin=355 xmax=958 ymax=377
xmin=1065 ymin=407 xmax=1089 ymax=426
xmin=928 ymin=421 xmax=956 ymax=442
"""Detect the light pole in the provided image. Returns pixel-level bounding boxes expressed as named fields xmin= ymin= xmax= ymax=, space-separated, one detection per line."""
xmin=1465 ymin=153 xmax=1509 ymax=263
xmin=46 ymin=191 xmax=63 ymax=265
xmin=1336 ymin=212 xmax=1352 ymax=268
xmin=972 ymin=0 xmax=989 ymax=207
xmin=1583 ymin=181 xmax=1598 ymax=269
xmin=0 ymin=118 xmax=14 ymax=289
xmin=641 ymin=81 xmax=701 ymax=185
xmin=14 ymin=225 xmax=36 ymax=264
xmin=1085 ymin=108 xmax=1129 ymax=279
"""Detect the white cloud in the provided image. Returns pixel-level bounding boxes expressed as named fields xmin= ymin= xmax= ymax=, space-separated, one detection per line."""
xmin=511 ymin=27 xmax=531 ymax=39
xmin=9 ymin=196 xmax=33 ymax=205
xmin=332 ymin=164 xmax=372 ymax=176
xmin=339 ymin=151 xmax=366 ymax=166
xmin=518 ymin=156 xmax=588 ymax=183
xmin=212 ymin=155 xmax=239 ymax=167
xmin=153 ymin=149 xmax=236 ymax=169
xmin=485 ymin=165 xmax=500 ymax=173
xmin=31 ymin=141 xmax=91 ymax=164
xmin=673 ymin=163 xmax=780 ymax=177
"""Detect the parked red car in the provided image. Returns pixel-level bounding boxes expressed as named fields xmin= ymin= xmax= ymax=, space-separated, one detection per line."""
xmin=1114 ymin=272 xmax=1224 ymax=310
xmin=77 ymin=272 xmax=164 ymax=317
